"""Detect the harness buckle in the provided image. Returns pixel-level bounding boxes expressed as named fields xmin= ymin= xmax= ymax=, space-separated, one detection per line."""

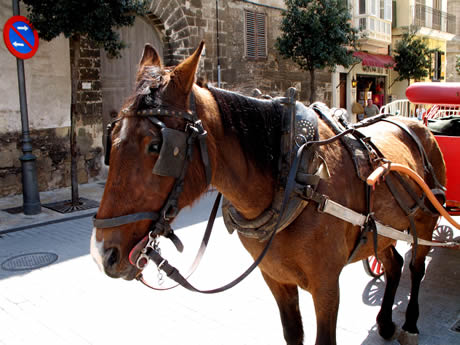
xmin=317 ymin=195 xmax=329 ymax=213
xmin=135 ymin=232 xmax=160 ymax=270
xmin=187 ymin=119 xmax=208 ymax=139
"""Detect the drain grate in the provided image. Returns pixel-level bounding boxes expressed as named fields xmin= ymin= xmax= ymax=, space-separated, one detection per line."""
xmin=2 ymin=206 xmax=26 ymax=215
xmin=42 ymin=197 xmax=99 ymax=214
xmin=1 ymin=252 xmax=58 ymax=271
xmin=451 ymin=319 xmax=460 ymax=333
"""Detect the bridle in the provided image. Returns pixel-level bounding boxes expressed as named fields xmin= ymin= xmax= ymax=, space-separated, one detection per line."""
xmin=91 ymin=86 xmax=298 ymax=294
xmin=92 ymin=85 xmax=314 ymax=294
xmin=93 ymin=91 xmax=212 ymax=269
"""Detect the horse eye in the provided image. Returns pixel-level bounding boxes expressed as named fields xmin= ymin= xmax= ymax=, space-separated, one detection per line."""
xmin=147 ymin=140 xmax=161 ymax=154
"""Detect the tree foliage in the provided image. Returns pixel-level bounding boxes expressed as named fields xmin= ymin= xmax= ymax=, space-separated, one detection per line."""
xmin=456 ymin=55 xmax=460 ymax=75
xmin=22 ymin=0 xmax=147 ymax=207
xmin=22 ymin=0 xmax=147 ymax=57
xmin=393 ymin=27 xmax=437 ymax=85
xmin=276 ymin=0 xmax=359 ymax=103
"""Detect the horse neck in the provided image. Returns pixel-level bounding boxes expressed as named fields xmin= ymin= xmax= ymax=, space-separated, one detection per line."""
xmin=199 ymin=86 xmax=278 ymax=220
xmin=213 ymin=134 xmax=276 ymax=219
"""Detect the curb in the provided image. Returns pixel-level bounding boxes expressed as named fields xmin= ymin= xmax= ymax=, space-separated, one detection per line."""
xmin=0 ymin=210 xmax=96 ymax=235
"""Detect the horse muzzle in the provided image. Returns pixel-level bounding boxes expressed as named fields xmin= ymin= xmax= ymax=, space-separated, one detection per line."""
xmin=90 ymin=229 xmax=140 ymax=280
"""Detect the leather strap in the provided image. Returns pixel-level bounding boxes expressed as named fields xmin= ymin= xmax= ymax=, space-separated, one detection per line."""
xmin=382 ymin=118 xmax=445 ymax=191
xmin=138 ymin=193 xmax=222 ymax=290
xmin=93 ymin=211 xmax=160 ymax=228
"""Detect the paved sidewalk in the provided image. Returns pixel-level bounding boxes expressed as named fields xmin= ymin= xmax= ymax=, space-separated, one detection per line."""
xmin=0 ymin=181 xmax=105 ymax=234
xmin=0 ymin=187 xmax=459 ymax=345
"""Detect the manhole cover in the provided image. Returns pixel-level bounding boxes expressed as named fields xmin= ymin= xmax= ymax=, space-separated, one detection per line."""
xmin=451 ymin=319 xmax=460 ymax=333
xmin=1 ymin=252 xmax=58 ymax=271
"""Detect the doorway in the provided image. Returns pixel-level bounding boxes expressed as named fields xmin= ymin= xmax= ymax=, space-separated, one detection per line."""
xmin=356 ymin=75 xmax=386 ymax=109
xmin=100 ymin=17 xmax=164 ymax=151
xmin=339 ymin=73 xmax=347 ymax=109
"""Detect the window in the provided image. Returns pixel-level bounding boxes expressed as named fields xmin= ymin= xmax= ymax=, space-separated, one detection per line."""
xmin=431 ymin=51 xmax=445 ymax=81
xmin=359 ymin=0 xmax=366 ymax=14
xmin=245 ymin=10 xmax=267 ymax=59
xmin=384 ymin=0 xmax=392 ymax=21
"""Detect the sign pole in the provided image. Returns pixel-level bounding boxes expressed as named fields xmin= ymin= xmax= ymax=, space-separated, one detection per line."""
xmin=12 ymin=0 xmax=41 ymax=214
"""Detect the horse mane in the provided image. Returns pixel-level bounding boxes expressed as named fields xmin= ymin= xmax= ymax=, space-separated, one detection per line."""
xmin=208 ymin=86 xmax=282 ymax=175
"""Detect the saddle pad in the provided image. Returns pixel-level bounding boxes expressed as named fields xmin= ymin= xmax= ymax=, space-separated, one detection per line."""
xmin=312 ymin=102 xmax=373 ymax=182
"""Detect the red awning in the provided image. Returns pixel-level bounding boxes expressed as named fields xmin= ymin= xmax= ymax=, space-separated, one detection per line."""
xmin=353 ymin=51 xmax=395 ymax=69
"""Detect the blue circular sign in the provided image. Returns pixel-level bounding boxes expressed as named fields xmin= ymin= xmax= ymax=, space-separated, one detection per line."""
xmin=3 ymin=16 xmax=39 ymax=59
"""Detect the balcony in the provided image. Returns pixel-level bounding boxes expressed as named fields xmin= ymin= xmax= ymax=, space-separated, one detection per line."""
xmin=355 ymin=15 xmax=392 ymax=46
xmin=413 ymin=4 xmax=456 ymax=34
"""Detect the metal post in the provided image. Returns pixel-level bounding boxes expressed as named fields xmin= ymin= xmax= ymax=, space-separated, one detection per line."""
xmin=13 ymin=0 xmax=41 ymax=214
xmin=216 ymin=0 xmax=221 ymax=87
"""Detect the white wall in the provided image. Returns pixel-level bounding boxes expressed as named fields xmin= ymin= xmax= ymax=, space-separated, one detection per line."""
xmin=0 ymin=0 xmax=71 ymax=134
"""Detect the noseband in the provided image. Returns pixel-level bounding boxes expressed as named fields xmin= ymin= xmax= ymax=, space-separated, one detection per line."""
xmin=93 ymin=92 xmax=212 ymax=268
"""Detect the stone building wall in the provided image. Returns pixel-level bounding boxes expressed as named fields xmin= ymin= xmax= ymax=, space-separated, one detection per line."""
xmin=0 ymin=0 xmax=331 ymax=197
xmin=144 ymin=0 xmax=331 ymax=102
xmin=0 ymin=0 xmax=103 ymax=197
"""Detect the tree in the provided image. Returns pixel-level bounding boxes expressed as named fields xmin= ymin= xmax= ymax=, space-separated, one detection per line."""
xmin=276 ymin=0 xmax=359 ymax=104
xmin=22 ymin=0 xmax=147 ymax=210
xmin=456 ymin=55 xmax=460 ymax=75
xmin=393 ymin=27 xmax=437 ymax=86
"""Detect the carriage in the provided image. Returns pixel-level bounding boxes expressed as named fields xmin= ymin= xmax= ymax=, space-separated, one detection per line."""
xmin=363 ymin=82 xmax=460 ymax=278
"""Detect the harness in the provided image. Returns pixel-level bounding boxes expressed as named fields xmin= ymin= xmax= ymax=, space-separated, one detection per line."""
xmin=93 ymin=86 xmax=455 ymax=294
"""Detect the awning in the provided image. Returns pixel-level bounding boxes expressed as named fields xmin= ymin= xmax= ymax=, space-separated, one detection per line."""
xmin=353 ymin=51 xmax=395 ymax=69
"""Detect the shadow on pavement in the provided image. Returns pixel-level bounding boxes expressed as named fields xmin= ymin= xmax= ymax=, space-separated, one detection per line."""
xmin=359 ymin=243 xmax=460 ymax=345
xmin=0 ymin=191 xmax=223 ymax=281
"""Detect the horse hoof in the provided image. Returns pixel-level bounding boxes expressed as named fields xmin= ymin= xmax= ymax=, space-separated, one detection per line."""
xmin=397 ymin=330 xmax=419 ymax=345
xmin=378 ymin=322 xmax=399 ymax=340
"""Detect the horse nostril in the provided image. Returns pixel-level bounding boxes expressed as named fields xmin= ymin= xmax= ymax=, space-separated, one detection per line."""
xmin=104 ymin=247 xmax=120 ymax=269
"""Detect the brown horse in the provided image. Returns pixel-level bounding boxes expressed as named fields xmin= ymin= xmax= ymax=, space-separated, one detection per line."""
xmin=91 ymin=42 xmax=446 ymax=345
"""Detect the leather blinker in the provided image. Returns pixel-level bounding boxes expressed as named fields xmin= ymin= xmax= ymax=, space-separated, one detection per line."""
xmin=152 ymin=127 xmax=188 ymax=178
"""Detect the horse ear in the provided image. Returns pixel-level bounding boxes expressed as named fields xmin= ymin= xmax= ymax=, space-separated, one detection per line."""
xmin=172 ymin=41 xmax=205 ymax=94
xmin=139 ymin=44 xmax=161 ymax=67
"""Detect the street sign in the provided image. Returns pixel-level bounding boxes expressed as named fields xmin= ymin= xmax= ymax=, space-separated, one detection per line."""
xmin=3 ymin=15 xmax=39 ymax=59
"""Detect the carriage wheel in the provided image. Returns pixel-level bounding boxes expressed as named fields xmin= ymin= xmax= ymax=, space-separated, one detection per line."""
xmin=362 ymin=256 xmax=384 ymax=278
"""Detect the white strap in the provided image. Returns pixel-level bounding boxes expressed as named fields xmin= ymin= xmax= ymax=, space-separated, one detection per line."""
xmin=321 ymin=199 xmax=459 ymax=248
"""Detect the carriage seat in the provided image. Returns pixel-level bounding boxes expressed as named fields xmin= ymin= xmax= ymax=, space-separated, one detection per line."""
xmin=427 ymin=116 xmax=460 ymax=136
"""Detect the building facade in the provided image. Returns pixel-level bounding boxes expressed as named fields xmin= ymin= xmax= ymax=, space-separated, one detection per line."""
xmin=390 ymin=0 xmax=456 ymax=98
xmin=0 ymin=0 xmax=104 ymax=197
xmin=0 ymin=0 xmax=334 ymax=197
xmin=332 ymin=0 xmax=394 ymax=121
xmin=2 ymin=0 xmax=458 ymax=198
xmin=447 ymin=0 xmax=460 ymax=81
xmin=331 ymin=0 xmax=457 ymax=119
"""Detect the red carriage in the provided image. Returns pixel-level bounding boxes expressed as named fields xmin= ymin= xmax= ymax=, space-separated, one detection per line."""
xmin=364 ymin=82 xmax=460 ymax=278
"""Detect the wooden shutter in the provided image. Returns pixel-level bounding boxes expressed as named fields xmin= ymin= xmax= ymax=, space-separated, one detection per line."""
xmin=245 ymin=10 xmax=267 ymax=59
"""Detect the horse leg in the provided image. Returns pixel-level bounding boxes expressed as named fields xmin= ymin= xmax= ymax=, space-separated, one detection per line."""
xmin=261 ymin=272 xmax=304 ymax=345
xmin=376 ymin=245 xmax=404 ymax=340
xmin=311 ymin=274 xmax=340 ymax=345
xmin=398 ymin=244 xmax=431 ymax=345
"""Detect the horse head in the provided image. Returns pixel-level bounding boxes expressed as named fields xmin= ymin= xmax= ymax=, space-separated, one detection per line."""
xmin=91 ymin=42 xmax=212 ymax=280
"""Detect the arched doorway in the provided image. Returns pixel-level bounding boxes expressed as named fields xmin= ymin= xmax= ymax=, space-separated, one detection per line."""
xmin=100 ymin=16 xmax=163 ymax=151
